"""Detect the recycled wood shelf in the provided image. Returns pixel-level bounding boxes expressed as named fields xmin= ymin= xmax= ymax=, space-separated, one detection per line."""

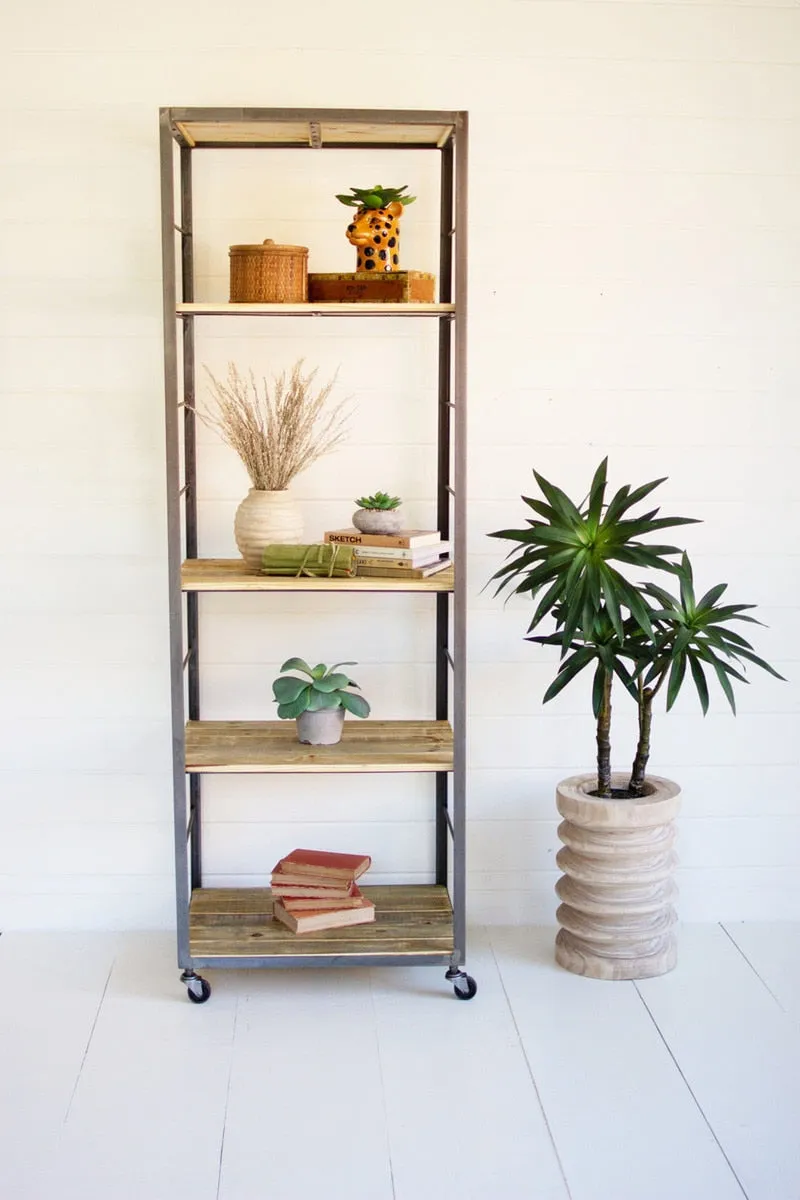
xmin=177 ymin=302 xmax=454 ymax=317
xmin=189 ymin=885 xmax=454 ymax=965
xmin=185 ymin=720 xmax=454 ymax=774
xmin=181 ymin=559 xmax=454 ymax=593
xmin=168 ymin=111 xmax=457 ymax=149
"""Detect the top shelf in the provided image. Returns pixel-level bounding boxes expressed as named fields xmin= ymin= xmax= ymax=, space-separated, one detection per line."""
xmin=163 ymin=107 xmax=461 ymax=150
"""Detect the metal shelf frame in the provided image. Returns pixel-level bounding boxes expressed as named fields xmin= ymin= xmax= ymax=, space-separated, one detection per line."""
xmin=159 ymin=107 xmax=469 ymax=989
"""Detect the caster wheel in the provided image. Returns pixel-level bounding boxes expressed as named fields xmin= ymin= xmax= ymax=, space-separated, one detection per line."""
xmin=186 ymin=977 xmax=211 ymax=1004
xmin=453 ymin=974 xmax=477 ymax=1001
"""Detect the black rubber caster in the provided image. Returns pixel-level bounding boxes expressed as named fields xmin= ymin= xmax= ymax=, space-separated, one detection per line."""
xmin=181 ymin=971 xmax=211 ymax=1004
xmin=453 ymin=974 xmax=477 ymax=1000
xmin=446 ymin=967 xmax=477 ymax=1000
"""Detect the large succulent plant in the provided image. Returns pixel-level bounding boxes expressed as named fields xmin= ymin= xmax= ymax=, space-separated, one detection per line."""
xmin=272 ymin=658 xmax=370 ymax=720
xmin=489 ymin=458 xmax=783 ymax=797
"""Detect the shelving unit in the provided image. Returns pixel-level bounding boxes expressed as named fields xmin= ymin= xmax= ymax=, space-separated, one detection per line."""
xmin=159 ymin=107 xmax=471 ymax=1002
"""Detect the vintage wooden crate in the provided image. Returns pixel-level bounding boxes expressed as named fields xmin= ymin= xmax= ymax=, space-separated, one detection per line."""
xmin=307 ymin=271 xmax=436 ymax=303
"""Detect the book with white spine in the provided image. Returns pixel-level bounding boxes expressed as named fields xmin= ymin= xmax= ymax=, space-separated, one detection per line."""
xmin=353 ymin=541 xmax=449 ymax=562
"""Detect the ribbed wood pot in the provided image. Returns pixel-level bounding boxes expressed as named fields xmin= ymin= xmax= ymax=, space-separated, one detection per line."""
xmin=555 ymin=773 xmax=681 ymax=980
xmin=234 ymin=489 xmax=303 ymax=569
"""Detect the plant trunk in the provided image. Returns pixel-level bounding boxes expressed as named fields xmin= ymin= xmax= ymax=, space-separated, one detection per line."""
xmin=595 ymin=669 xmax=613 ymax=797
xmin=629 ymin=684 xmax=653 ymax=797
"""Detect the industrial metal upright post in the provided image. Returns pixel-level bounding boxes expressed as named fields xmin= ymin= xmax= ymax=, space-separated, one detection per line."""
xmin=159 ymin=108 xmax=472 ymax=1003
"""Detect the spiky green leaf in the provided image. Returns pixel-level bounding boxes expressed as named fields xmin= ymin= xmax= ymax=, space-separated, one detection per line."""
xmin=666 ymin=652 xmax=687 ymax=711
xmin=586 ymin=457 xmax=608 ymax=534
xmin=592 ymin=662 xmax=607 ymax=719
xmin=542 ymin=647 xmax=597 ymax=703
xmin=688 ymin=654 xmax=710 ymax=714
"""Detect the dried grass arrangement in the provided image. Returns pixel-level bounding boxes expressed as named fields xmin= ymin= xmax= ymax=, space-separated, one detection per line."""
xmin=200 ymin=360 xmax=351 ymax=491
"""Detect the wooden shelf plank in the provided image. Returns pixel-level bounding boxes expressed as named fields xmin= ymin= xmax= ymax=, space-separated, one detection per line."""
xmin=185 ymin=720 xmax=454 ymax=774
xmin=171 ymin=115 xmax=456 ymax=149
xmin=181 ymin=559 xmax=454 ymax=593
xmin=189 ymin=884 xmax=454 ymax=959
xmin=176 ymin=302 xmax=454 ymax=317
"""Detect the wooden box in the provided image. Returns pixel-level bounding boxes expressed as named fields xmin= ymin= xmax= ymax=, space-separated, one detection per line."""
xmin=307 ymin=271 xmax=436 ymax=303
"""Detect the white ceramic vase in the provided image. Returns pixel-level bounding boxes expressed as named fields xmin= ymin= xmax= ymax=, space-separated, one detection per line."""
xmin=296 ymin=708 xmax=345 ymax=746
xmin=234 ymin=489 xmax=303 ymax=568
xmin=554 ymin=773 xmax=681 ymax=980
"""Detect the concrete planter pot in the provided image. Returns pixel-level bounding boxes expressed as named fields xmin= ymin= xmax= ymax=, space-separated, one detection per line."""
xmin=352 ymin=508 xmax=403 ymax=535
xmin=554 ymin=773 xmax=682 ymax=980
xmin=296 ymin=707 xmax=345 ymax=746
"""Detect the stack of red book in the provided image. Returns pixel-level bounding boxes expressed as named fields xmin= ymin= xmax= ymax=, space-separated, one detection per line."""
xmin=270 ymin=848 xmax=375 ymax=934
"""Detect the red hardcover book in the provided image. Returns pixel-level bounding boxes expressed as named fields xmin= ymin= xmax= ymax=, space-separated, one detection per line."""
xmin=274 ymin=848 xmax=372 ymax=882
xmin=272 ymin=896 xmax=376 ymax=934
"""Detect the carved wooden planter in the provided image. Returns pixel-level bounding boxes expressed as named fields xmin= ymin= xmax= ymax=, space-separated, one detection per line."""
xmin=554 ymin=774 xmax=681 ymax=980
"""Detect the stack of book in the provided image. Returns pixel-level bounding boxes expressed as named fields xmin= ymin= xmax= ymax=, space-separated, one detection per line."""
xmin=271 ymin=848 xmax=376 ymax=934
xmin=324 ymin=529 xmax=451 ymax=579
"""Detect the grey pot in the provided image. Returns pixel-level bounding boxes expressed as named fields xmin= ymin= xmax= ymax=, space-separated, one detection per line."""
xmin=296 ymin=707 xmax=346 ymax=745
xmin=352 ymin=507 xmax=403 ymax=535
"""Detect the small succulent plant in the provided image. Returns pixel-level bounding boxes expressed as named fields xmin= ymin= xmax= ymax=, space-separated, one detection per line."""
xmin=272 ymin=658 xmax=370 ymax=720
xmin=335 ymin=184 xmax=416 ymax=210
xmin=355 ymin=491 xmax=402 ymax=511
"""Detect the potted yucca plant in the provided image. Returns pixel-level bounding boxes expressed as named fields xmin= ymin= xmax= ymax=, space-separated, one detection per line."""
xmin=489 ymin=458 xmax=783 ymax=980
xmin=352 ymin=490 xmax=403 ymax=535
xmin=272 ymin=658 xmax=370 ymax=746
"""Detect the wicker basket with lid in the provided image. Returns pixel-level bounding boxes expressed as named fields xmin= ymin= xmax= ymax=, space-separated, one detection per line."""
xmin=229 ymin=238 xmax=309 ymax=303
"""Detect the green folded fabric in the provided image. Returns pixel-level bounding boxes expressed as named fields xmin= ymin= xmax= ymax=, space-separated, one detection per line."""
xmin=260 ymin=543 xmax=357 ymax=577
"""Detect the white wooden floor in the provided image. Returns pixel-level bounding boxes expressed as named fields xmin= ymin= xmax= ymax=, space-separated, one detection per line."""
xmin=1 ymin=924 xmax=799 ymax=1200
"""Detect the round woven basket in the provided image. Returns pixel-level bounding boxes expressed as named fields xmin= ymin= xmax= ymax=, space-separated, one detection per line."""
xmin=229 ymin=239 xmax=309 ymax=303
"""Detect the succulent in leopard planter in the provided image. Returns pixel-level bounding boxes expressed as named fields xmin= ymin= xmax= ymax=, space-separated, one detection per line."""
xmin=272 ymin=658 xmax=371 ymax=746
xmin=336 ymin=184 xmax=416 ymax=272
xmin=352 ymin=491 xmax=403 ymax=535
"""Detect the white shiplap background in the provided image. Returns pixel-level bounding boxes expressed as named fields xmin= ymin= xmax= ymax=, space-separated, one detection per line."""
xmin=1 ymin=0 xmax=798 ymax=929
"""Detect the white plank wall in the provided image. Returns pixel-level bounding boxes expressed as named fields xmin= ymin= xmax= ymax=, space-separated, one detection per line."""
xmin=1 ymin=0 xmax=798 ymax=928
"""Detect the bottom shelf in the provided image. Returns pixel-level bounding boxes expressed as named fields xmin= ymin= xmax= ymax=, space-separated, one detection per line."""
xmin=189 ymin=884 xmax=454 ymax=966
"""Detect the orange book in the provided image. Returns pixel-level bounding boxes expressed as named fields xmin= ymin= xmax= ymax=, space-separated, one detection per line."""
xmin=274 ymin=849 xmax=372 ymax=882
xmin=272 ymin=896 xmax=376 ymax=934
xmin=281 ymin=884 xmax=364 ymax=912
xmin=270 ymin=866 xmax=355 ymax=897
xmin=271 ymin=882 xmax=355 ymax=899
